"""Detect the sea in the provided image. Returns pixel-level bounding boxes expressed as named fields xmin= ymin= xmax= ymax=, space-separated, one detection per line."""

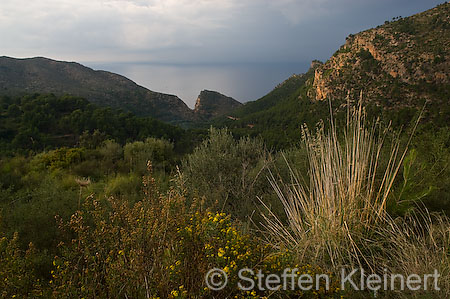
xmin=85 ymin=61 xmax=309 ymax=108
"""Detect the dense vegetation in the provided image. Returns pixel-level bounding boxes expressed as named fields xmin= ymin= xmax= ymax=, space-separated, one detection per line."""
xmin=0 ymin=93 xmax=200 ymax=154
xmin=0 ymin=92 xmax=449 ymax=298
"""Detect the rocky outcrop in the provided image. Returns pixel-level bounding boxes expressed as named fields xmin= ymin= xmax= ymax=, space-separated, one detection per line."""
xmin=193 ymin=90 xmax=242 ymax=120
xmin=311 ymin=2 xmax=450 ymax=106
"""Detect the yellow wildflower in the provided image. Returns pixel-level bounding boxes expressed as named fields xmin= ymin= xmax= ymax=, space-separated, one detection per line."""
xmin=218 ymin=248 xmax=225 ymax=257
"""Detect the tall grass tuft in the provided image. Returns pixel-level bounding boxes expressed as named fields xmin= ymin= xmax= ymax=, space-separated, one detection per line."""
xmin=261 ymin=98 xmax=450 ymax=296
xmin=260 ymin=98 xmax=416 ymax=269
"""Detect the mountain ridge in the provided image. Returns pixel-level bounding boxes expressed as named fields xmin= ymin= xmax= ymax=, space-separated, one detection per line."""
xmin=0 ymin=56 xmax=241 ymax=126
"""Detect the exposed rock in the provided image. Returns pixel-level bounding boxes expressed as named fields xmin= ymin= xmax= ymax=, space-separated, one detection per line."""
xmin=310 ymin=2 xmax=450 ymax=107
xmin=310 ymin=60 xmax=323 ymax=69
xmin=193 ymin=90 xmax=242 ymax=120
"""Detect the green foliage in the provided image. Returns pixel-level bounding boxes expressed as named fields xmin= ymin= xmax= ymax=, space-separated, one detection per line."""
xmin=391 ymin=16 xmax=417 ymax=35
xmin=182 ymin=128 xmax=271 ymax=219
xmin=0 ymin=93 xmax=196 ymax=154
xmin=378 ymin=123 xmax=450 ymax=216
xmin=104 ymin=173 xmax=141 ymax=198
xmin=356 ymin=49 xmax=374 ymax=60
xmin=99 ymin=140 xmax=123 ymax=162
xmin=79 ymin=129 xmax=106 ymax=149
xmin=356 ymin=49 xmax=380 ymax=73
xmin=399 ymin=127 xmax=450 ymax=215
xmin=0 ymin=174 xmax=78 ymax=251
xmin=0 ymin=155 xmax=29 ymax=190
xmin=124 ymin=137 xmax=174 ymax=174
xmin=33 ymin=147 xmax=85 ymax=171
xmin=227 ymin=73 xmax=310 ymax=117
xmin=334 ymin=46 xmax=352 ymax=55
xmin=96 ymin=140 xmax=125 ymax=175
xmin=0 ymin=232 xmax=45 ymax=298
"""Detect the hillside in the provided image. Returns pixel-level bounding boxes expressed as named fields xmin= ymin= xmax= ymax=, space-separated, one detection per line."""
xmin=217 ymin=2 xmax=450 ymax=148
xmin=193 ymin=90 xmax=242 ymax=120
xmin=0 ymin=93 xmax=196 ymax=153
xmin=0 ymin=57 xmax=242 ymax=126
xmin=213 ymin=62 xmax=330 ymax=148
xmin=0 ymin=56 xmax=196 ymax=125
xmin=310 ymin=2 xmax=450 ymax=109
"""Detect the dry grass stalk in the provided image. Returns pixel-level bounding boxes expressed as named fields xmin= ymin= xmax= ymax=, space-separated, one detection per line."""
xmin=260 ymin=98 xmax=450 ymax=296
xmin=260 ymin=98 xmax=416 ymax=269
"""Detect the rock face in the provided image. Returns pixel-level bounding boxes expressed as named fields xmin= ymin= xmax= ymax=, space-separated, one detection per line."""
xmin=310 ymin=2 xmax=450 ymax=107
xmin=0 ymin=56 xmax=195 ymax=124
xmin=193 ymin=90 xmax=242 ymax=120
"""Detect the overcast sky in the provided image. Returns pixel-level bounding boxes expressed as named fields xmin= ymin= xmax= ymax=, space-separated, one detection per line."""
xmin=0 ymin=0 xmax=444 ymax=106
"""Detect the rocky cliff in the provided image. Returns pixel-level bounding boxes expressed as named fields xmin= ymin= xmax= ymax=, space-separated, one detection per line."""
xmin=193 ymin=90 xmax=242 ymax=120
xmin=309 ymin=2 xmax=450 ymax=107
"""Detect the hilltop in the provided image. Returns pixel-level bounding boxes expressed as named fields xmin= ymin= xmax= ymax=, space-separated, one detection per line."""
xmin=193 ymin=90 xmax=242 ymax=121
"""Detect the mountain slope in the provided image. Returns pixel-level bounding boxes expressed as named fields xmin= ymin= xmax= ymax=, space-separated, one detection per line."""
xmin=218 ymin=3 xmax=450 ymax=148
xmin=224 ymin=61 xmax=321 ymax=119
xmin=193 ymin=90 xmax=242 ymax=120
xmin=311 ymin=2 xmax=450 ymax=109
xmin=213 ymin=64 xmax=329 ymax=148
xmin=0 ymin=56 xmax=195 ymax=124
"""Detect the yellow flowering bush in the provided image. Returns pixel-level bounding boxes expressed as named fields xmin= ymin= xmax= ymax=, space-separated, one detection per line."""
xmin=163 ymin=210 xmax=341 ymax=298
xmin=51 ymin=163 xmax=190 ymax=298
xmin=0 ymin=232 xmax=44 ymax=298
xmin=167 ymin=211 xmax=265 ymax=298
xmin=48 ymin=163 xmax=341 ymax=298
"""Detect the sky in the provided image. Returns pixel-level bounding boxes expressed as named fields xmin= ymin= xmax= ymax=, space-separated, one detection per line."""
xmin=0 ymin=0 xmax=445 ymax=107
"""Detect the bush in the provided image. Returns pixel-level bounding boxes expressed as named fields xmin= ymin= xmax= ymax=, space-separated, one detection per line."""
xmin=0 ymin=232 xmax=45 ymax=297
xmin=33 ymin=147 xmax=85 ymax=171
xmin=50 ymin=165 xmax=340 ymax=298
xmin=261 ymin=102 xmax=450 ymax=297
xmin=0 ymin=175 xmax=78 ymax=251
xmin=182 ymin=128 xmax=272 ymax=220
xmin=98 ymin=140 xmax=123 ymax=174
xmin=104 ymin=173 xmax=141 ymax=198
xmin=124 ymin=138 xmax=174 ymax=174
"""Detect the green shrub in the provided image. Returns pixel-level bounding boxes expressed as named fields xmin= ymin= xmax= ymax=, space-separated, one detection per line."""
xmin=104 ymin=173 xmax=141 ymax=198
xmin=182 ymin=128 xmax=271 ymax=220
xmin=124 ymin=137 xmax=174 ymax=174
xmin=33 ymin=147 xmax=85 ymax=171
xmin=0 ymin=174 xmax=78 ymax=252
